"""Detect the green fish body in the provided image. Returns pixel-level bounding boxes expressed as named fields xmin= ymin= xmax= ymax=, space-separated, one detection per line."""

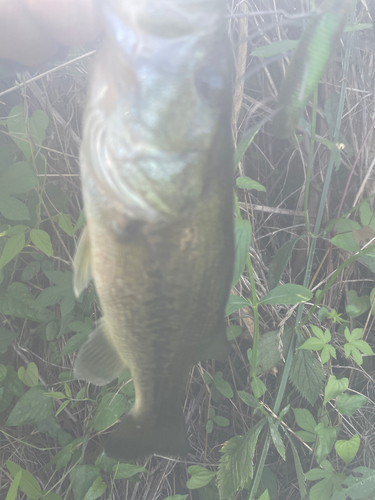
xmin=73 ymin=0 xmax=234 ymax=460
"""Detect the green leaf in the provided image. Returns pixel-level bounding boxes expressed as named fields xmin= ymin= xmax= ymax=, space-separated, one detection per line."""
xmin=267 ymin=236 xmax=303 ymax=290
xmin=324 ymin=376 xmax=348 ymax=404
xmin=298 ymin=337 xmax=327 ymax=351
xmin=226 ymin=325 xmax=242 ymax=341
xmin=345 ymin=290 xmax=370 ymax=317
xmin=259 ymin=284 xmax=312 ymax=305
xmin=234 ymin=125 xmax=258 ymax=167
xmin=59 ymin=214 xmax=75 ymax=237
xmin=337 ymin=393 xmax=367 ymax=416
xmin=236 ymin=176 xmax=266 ymax=192
xmin=6 ymin=386 xmax=54 ymax=426
xmin=43 ymin=493 xmax=63 ymax=500
xmin=290 ymin=334 xmax=325 ymax=405
xmin=218 ymin=421 xmax=266 ymax=500
xmin=335 ymin=435 xmax=360 ymax=465
xmin=35 ymin=270 xmax=75 ymax=317
xmin=250 ymin=39 xmax=298 ymax=57
xmin=0 ymin=363 xmax=7 ymax=382
xmin=164 ymin=496 xmax=188 ymax=500
xmin=286 ymin=434 xmax=307 ymax=499
xmin=21 ymin=260 xmax=40 ymax=282
xmin=359 ymin=201 xmax=373 ymax=227
xmin=251 ymin=376 xmax=267 ymax=398
xmin=238 ymin=391 xmax=257 ymax=408
xmin=45 ymin=392 xmax=66 ymax=399
xmin=331 ymin=233 xmax=360 ymax=253
xmin=213 ymin=372 xmax=233 ymax=399
xmin=0 ymin=328 xmax=19 ymax=354
xmin=225 ymin=295 xmax=250 ymax=316
xmin=0 ymin=161 xmax=38 ymax=195
xmin=0 ymin=194 xmax=31 ymax=221
xmin=112 ymin=463 xmax=148 ymax=479
xmin=92 ymin=393 xmax=128 ymax=431
xmin=18 ymin=362 xmax=39 ymax=387
xmin=69 ymin=465 xmax=100 ymax=500
xmin=7 ymin=106 xmax=49 ymax=160
xmin=232 ymin=218 xmax=251 ymax=286
xmin=30 ymin=229 xmax=53 ymax=257
xmin=5 ymin=470 xmax=22 ymax=500
xmin=0 ymin=282 xmax=54 ymax=322
xmin=292 ymin=408 xmax=317 ymax=433
xmin=6 ymin=460 xmax=41 ymax=500
xmin=255 ymin=327 xmax=294 ymax=376
xmin=186 ymin=466 xmax=216 ymax=489
xmin=0 ymin=232 xmax=25 ymax=270
xmin=74 ymin=209 xmax=86 ymax=233
xmin=206 ymin=419 xmax=214 ymax=433
xmin=84 ymin=476 xmax=106 ymax=500
xmin=268 ymin=419 xmax=285 ymax=460
xmin=213 ymin=416 xmax=230 ymax=427
xmin=315 ymin=423 xmax=337 ymax=465
xmin=331 ymin=467 xmax=375 ymax=500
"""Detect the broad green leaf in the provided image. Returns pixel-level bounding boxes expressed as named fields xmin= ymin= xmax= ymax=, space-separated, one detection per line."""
xmin=69 ymin=317 xmax=95 ymax=334
xmin=186 ymin=466 xmax=216 ymax=490
xmin=331 ymin=233 xmax=360 ymax=253
xmin=0 ymin=366 xmax=24 ymax=413
xmin=206 ymin=419 xmax=214 ymax=433
xmin=18 ymin=362 xmax=38 ymax=387
xmin=250 ymin=39 xmax=298 ymax=57
xmin=331 ymin=466 xmax=375 ymax=500
xmin=164 ymin=496 xmax=188 ymax=500
xmin=315 ymin=423 xmax=337 ymax=464
xmin=232 ymin=218 xmax=251 ymax=286
xmin=35 ymin=270 xmax=75 ymax=317
xmin=292 ymin=408 xmax=317 ymax=433
xmin=236 ymin=176 xmax=266 ymax=192
xmin=92 ymin=393 xmax=128 ymax=431
xmin=84 ymin=476 xmax=106 ymax=500
xmin=214 ymin=416 xmax=230 ymax=427
xmin=218 ymin=421 xmax=266 ymax=500
xmin=337 ymin=393 xmax=367 ymax=416
xmin=259 ymin=284 xmax=312 ymax=305
xmin=7 ymin=106 xmax=49 ymax=160
xmin=225 ymin=295 xmax=249 ymax=316
xmin=0 ymin=282 xmax=54 ymax=322
xmin=43 ymin=493 xmax=63 ymax=500
xmin=30 ymin=229 xmax=53 ymax=257
xmin=258 ymin=490 xmax=270 ymax=500
xmin=0 ymin=363 xmax=7 ymax=382
xmin=238 ymin=391 xmax=257 ymax=408
xmin=267 ymin=236 xmax=303 ymax=291
xmin=255 ymin=327 xmax=293 ymax=376
xmin=5 ymin=470 xmax=22 ymax=500
xmin=290 ymin=333 xmax=325 ymax=405
xmin=324 ymin=376 xmax=349 ymax=404
xmin=0 ymin=161 xmax=38 ymax=195
xmin=359 ymin=201 xmax=373 ymax=227
xmin=0 ymin=232 xmax=25 ymax=270
xmin=213 ymin=372 xmax=233 ymax=399
xmin=345 ymin=290 xmax=370 ymax=317
xmin=74 ymin=209 xmax=86 ymax=233
xmin=0 ymin=328 xmax=19 ymax=354
xmin=335 ymin=435 xmax=360 ymax=465
xmin=69 ymin=465 xmax=100 ymax=500
xmin=112 ymin=463 xmax=147 ymax=479
xmin=298 ymin=337 xmax=327 ymax=351
xmin=226 ymin=325 xmax=242 ymax=341
xmin=59 ymin=214 xmax=75 ymax=237
xmin=6 ymin=386 xmax=53 ymax=426
xmin=0 ymin=194 xmax=31 ymax=221
xmin=21 ymin=260 xmax=40 ymax=282
xmin=251 ymin=376 xmax=266 ymax=398
xmin=37 ymin=414 xmax=72 ymax=447
xmin=6 ymin=460 xmax=41 ymax=500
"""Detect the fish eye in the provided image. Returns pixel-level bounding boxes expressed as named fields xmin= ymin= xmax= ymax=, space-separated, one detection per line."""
xmin=195 ymin=64 xmax=225 ymax=103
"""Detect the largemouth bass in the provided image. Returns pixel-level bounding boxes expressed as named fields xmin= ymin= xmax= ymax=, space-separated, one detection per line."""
xmin=73 ymin=0 xmax=234 ymax=461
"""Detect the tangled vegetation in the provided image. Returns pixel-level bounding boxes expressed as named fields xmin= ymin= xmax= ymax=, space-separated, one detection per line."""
xmin=1 ymin=1 xmax=375 ymax=499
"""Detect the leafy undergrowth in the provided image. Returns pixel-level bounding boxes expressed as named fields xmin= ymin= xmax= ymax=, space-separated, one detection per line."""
xmin=1 ymin=2 xmax=375 ymax=500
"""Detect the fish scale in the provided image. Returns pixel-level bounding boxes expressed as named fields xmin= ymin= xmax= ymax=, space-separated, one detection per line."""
xmin=72 ymin=0 xmax=234 ymax=461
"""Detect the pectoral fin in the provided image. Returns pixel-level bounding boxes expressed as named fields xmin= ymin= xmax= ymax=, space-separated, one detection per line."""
xmin=73 ymin=226 xmax=92 ymax=298
xmin=74 ymin=319 xmax=126 ymax=385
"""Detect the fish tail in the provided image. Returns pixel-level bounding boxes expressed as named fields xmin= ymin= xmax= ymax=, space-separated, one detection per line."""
xmin=105 ymin=403 xmax=190 ymax=461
